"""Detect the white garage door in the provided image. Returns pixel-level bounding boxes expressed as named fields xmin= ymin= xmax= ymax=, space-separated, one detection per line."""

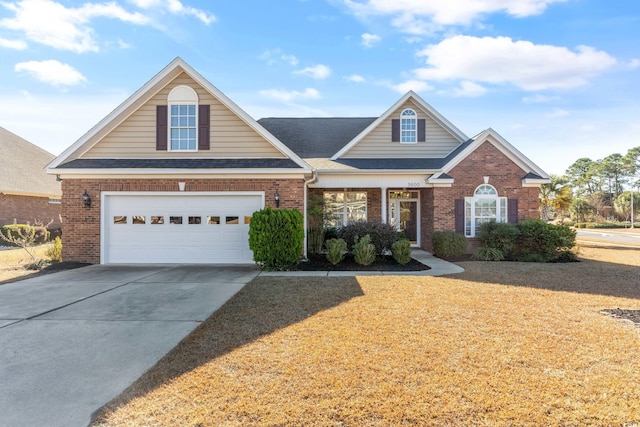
xmin=102 ymin=192 xmax=263 ymax=264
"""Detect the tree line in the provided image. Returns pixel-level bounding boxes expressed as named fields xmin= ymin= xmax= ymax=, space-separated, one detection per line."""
xmin=540 ymin=146 xmax=640 ymax=224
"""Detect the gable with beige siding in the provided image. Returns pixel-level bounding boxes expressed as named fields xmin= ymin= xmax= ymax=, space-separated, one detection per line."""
xmin=341 ymin=99 xmax=462 ymax=159
xmin=83 ymin=72 xmax=285 ymax=159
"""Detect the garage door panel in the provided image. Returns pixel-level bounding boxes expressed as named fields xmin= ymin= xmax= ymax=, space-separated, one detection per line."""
xmin=104 ymin=193 xmax=262 ymax=264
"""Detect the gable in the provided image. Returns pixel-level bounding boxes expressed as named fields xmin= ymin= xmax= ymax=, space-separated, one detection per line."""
xmin=82 ymin=72 xmax=284 ymax=159
xmin=337 ymin=96 xmax=467 ymax=159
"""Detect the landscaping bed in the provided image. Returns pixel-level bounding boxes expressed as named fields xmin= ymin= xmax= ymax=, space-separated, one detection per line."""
xmin=293 ymin=254 xmax=430 ymax=272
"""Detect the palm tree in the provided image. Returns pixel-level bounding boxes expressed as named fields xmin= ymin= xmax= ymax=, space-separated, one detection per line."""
xmin=539 ymin=175 xmax=572 ymax=222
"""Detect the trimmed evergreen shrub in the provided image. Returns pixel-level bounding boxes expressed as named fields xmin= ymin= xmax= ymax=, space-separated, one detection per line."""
xmin=340 ymin=221 xmax=398 ymax=254
xmin=325 ymin=238 xmax=347 ymax=265
xmin=248 ymin=207 xmax=304 ymax=271
xmin=392 ymin=239 xmax=412 ymax=265
xmin=432 ymin=231 xmax=468 ymax=258
xmin=471 ymin=246 xmax=504 ymax=261
xmin=353 ymin=234 xmax=376 ymax=266
xmin=515 ymin=219 xmax=576 ymax=261
xmin=476 ymin=221 xmax=519 ymax=256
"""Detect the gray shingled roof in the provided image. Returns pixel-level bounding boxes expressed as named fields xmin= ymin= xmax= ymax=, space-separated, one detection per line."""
xmin=0 ymin=126 xmax=61 ymax=197
xmin=258 ymin=117 xmax=377 ymax=158
xmin=57 ymin=158 xmax=302 ymax=169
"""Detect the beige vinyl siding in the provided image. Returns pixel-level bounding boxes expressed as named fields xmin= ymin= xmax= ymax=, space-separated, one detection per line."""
xmin=84 ymin=72 xmax=285 ymax=159
xmin=342 ymin=100 xmax=461 ymax=159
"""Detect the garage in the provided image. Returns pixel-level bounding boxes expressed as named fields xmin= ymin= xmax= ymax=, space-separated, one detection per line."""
xmin=102 ymin=192 xmax=264 ymax=264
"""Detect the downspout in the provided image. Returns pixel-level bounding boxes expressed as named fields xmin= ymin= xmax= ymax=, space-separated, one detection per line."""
xmin=303 ymin=169 xmax=318 ymax=259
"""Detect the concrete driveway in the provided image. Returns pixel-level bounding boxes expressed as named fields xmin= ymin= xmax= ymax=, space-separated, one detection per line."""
xmin=0 ymin=264 xmax=258 ymax=427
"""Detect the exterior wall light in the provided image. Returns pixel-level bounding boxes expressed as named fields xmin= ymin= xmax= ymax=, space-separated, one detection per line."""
xmin=275 ymin=190 xmax=280 ymax=208
xmin=82 ymin=190 xmax=91 ymax=208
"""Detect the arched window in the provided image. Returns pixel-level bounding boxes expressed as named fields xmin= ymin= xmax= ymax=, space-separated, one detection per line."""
xmin=168 ymin=85 xmax=198 ymax=151
xmin=400 ymin=109 xmax=417 ymax=144
xmin=464 ymin=184 xmax=507 ymax=237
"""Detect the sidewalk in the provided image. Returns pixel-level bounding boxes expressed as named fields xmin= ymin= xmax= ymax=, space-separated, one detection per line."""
xmin=259 ymin=250 xmax=464 ymax=277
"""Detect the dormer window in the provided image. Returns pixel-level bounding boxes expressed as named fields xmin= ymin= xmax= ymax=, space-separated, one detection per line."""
xmin=400 ymin=109 xmax=417 ymax=144
xmin=168 ymin=85 xmax=199 ymax=151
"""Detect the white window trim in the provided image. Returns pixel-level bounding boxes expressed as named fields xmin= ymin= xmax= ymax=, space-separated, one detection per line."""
xmin=464 ymin=184 xmax=508 ymax=237
xmin=400 ymin=108 xmax=417 ymax=144
xmin=168 ymin=85 xmax=199 ymax=152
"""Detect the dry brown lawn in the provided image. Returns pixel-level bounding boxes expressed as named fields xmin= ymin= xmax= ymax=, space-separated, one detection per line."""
xmin=0 ymin=245 xmax=52 ymax=284
xmin=91 ymin=243 xmax=640 ymax=427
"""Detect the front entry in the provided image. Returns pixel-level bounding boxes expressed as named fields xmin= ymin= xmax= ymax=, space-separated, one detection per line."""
xmin=389 ymin=191 xmax=420 ymax=247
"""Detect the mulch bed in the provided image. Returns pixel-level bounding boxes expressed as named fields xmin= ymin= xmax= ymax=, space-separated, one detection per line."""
xmin=292 ymin=254 xmax=430 ymax=272
xmin=601 ymin=308 xmax=640 ymax=327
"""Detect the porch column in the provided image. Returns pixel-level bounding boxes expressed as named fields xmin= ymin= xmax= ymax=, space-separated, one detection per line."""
xmin=381 ymin=187 xmax=387 ymax=224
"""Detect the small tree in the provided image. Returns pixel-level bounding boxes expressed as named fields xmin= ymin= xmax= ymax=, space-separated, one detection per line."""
xmin=0 ymin=219 xmax=52 ymax=266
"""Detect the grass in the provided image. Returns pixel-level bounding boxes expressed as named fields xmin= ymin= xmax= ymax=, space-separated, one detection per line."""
xmin=92 ymin=243 xmax=640 ymax=426
xmin=0 ymin=244 xmax=52 ymax=284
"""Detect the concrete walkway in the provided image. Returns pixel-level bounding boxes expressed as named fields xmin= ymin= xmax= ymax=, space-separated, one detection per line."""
xmin=0 ymin=264 xmax=258 ymax=427
xmin=259 ymin=250 xmax=464 ymax=277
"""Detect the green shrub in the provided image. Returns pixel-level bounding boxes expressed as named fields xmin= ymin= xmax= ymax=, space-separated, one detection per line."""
xmin=248 ymin=207 xmax=304 ymax=271
xmin=476 ymin=221 xmax=519 ymax=256
xmin=392 ymin=239 xmax=412 ymax=265
xmin=325 ymin=238 xmax=347 ymax=265
xmin=307 ymin=225 xmax=324 ymax=256
xmin=516 ymin=219 xmax=576 ymax=261
xmin=552 ymin=250 xmax=579 ymax=263
xmin=432 ymin=231 xmax=468 ymax=258
xmin=471 ymin=247 xmax=504 ymax=261
xmin=353 ymin=234 xmax=376 ymax=266
xmin=340 ymin=221 xmax=398 ymax=254
xmin=46 ymin=237 xmax=62 ymax=262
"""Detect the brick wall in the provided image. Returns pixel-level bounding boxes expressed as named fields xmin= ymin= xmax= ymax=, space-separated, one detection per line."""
xmin=0 ymin=193 xmax=62 ymax=229
xmin=61 ymin=178 xmax=305 ymax=263
xmin=423 ymin=140 xmax=541 ymax=252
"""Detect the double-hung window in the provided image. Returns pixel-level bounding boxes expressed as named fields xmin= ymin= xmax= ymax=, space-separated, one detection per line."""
xmin=400 ymin=109 xmax=417 ymax=144
xmin=168 ymin=85 xmax=198 ymax=151
xmin=324 ymin=191 xmax=367 ymax=228
xmin=464 ymin=184 xmax=507 ymax=237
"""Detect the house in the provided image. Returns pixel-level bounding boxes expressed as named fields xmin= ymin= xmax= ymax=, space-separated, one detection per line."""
xmin=47 ymin=57 xmax=550 ymax=264
xmin=0 ymin=126 xmax=62 ymax=231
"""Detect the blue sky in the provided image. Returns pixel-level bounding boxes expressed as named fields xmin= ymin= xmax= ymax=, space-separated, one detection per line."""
xmin=1 ymin=0 xmax=639 ymax=175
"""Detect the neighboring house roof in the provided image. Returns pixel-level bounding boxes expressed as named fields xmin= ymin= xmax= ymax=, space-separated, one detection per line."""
xmin=47 ymin=57 xmax=311 ymax=173
xmin=0 ymin=126 xmax=61 ymax=197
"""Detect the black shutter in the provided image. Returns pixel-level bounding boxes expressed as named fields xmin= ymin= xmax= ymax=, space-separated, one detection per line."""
xmin=455 ymin=199 xmax=465 ymax=234
xmin=417 ymin=119 xmax=426 ymax=142
xmin=391 ymin=119 xmax=400 ymax=142
xmin=198 ymin=104 xmax=210 ymax=150
xmin=156 ymin=105 xmax=168 ymax=151
xmin=508 ymin=199 xmax=519 ymax=224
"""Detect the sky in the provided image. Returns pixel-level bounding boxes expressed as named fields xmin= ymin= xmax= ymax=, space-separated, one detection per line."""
xmin=1 ymin=0 xmax=639 ymax=175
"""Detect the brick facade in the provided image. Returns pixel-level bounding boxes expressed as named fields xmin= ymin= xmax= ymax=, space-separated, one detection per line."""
xmin=0 ymin=193 xmax=62 ymax=230
xmin=61 ymin=178 xmax=305 ymax=263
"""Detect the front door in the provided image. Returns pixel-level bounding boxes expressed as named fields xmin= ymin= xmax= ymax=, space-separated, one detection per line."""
xmin=389 ymin=191 xmax=420 ymax=247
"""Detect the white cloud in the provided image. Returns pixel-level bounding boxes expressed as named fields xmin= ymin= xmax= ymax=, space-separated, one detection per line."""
xmin=414 ymin=35 xmax=617 ymax=91
xmin=15 ymin=59 xmax=87 ymax=86
xmin=391 ymin=79 xmax=433 ymax=93
xmin=258 ymin=48 xmax=299 ymax=66
xmin=361 ymin=32 xmax=380 ymax=47
xmin=0 ymin=36 xmax=27 ymax=49
xmin=453 ymin=80 xmax=488 ymax=97
xmin=259 ymin=88 xmax=321 ymax=102
xmin=546 ymin=108 xmax=570 ymax=118
xmin=344 ymin=0 xmax=568 ymax=32
xmin=627 ymin=59 xmax=640 ymax=70
xmin=130 ymin=0 xmax=216 ymax=24
xmin=294 ymin=64 xmax=331 ymax=79
xmin=522 ymin=94 xmax=558 ymax=104
xmin=0 ymin=0 xmax=150 ymax=53
xmin=346 ymin=74 xmax=366 ymax=82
